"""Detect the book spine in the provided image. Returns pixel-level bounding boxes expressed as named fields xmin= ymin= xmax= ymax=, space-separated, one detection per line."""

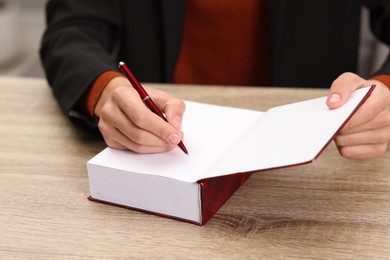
xmin=198 ymin=173 xmax=252 ymax=225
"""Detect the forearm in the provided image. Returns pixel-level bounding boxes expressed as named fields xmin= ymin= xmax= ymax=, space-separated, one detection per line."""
xmin=40 ymin=0 xmax=122 ymax=117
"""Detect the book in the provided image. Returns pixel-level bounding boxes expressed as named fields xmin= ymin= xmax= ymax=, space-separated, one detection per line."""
xmin=87 ymin=86 xmax=374 ymax=225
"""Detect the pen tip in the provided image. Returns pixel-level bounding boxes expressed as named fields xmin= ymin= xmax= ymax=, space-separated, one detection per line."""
xmin=178 ymin=143 xmax=188 ymax=155
xmin=118 ymin=61 xmax=124 ymax=68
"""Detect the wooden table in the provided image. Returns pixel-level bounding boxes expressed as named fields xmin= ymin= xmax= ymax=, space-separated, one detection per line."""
xmin=1 ymin=77 xmax=389 ymax=259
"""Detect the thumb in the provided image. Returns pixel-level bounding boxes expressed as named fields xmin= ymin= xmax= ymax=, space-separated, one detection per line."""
xmin=326 ymin=72 xmax=366 ymax=109
xmin=165 ymin=100 xmax=186 ymax=131
xmin=145 ymin=86 xmax=186 ymax=131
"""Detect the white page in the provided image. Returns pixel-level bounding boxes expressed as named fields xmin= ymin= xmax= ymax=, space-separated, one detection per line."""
xmin=88 ymin=101 xmax=263 ymax=182
xmin=88 ymin=86 xmax=372 ymax=183
xmin=203 ymin=87 xmax=372 ymax=178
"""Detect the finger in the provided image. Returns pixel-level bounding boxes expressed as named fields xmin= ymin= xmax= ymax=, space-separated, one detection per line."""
xmin=99 ymin=117 xmax=175 ymax=153
xmin=100 ymin=101 xmax=168 ymax=147
xmin=340 ymin=105 xmax=390 ymax=134
xmin=341 ymin=84 xmax=390 ymax=131
xmin=335 ymin=125 xmax=390 ymax=147
xmin=165 ymin=100 xmax=186 ymax=131
xmin=111 ymin=127 xmax=176 ymax=153
xmin=146 ymin=87 xmax=186 ymax=130
xmin=327 ymin=72 xmax=366 ymax=109
xmin=98 ymin=117 xmax=127 ymax=149
xmin=337 ymin=143 xmax=388 ymax=159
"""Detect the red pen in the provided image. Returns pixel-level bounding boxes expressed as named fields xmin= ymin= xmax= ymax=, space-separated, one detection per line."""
xmin=118 ymin=61 xmax=188 ymax=155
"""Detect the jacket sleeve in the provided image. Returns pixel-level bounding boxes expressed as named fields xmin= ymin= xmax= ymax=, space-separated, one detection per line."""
xmin=39 ymin=0 xmax=122 ymax=128
xmin=364 ymin=0 xmax=390 ymax=77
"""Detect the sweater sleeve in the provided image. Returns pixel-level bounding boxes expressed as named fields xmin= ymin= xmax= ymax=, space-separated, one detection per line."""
xmin=370 ymin=74 xmax=390 ymax=89
xmin=81 ymin=70 xmax=124 ymax=118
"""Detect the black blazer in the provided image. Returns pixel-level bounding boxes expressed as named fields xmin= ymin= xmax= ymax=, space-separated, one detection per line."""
xmin=40 ymin=0 xmax=390 ymax=125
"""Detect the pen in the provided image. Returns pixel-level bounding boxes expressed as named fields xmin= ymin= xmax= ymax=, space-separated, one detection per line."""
xmin=118 ymin=61 xmax=188 ymax=155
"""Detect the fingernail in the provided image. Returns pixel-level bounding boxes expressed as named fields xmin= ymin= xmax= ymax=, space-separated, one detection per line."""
xmin=168 ymin=134 xmax=180 ymax=144
xmin=328 ymin=93 xmax=341 ymax=103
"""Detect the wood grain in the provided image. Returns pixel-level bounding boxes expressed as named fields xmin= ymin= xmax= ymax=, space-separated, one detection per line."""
xmin=0 ymin=77 xmax=389 ymax=259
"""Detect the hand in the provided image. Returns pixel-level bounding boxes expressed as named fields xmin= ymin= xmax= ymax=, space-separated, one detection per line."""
xmin=326 ymin=72 xmax=390 ymax=159
xmin=94 ymin=76 xmax=186 ymax=153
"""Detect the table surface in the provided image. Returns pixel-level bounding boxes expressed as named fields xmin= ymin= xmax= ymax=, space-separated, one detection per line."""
xmin=1 ymin=77 xmax=389 ymax=259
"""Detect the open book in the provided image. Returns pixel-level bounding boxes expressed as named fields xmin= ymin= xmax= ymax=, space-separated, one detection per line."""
xmin=87 ymin=86 xmax=374 ymax=225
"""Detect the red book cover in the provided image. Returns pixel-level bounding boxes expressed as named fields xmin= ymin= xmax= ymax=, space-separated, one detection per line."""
xmin=198 ymin=173 xmax=252 ymax=225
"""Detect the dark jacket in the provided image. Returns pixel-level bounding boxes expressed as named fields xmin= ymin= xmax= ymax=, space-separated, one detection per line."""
xmin=40 ymin=0 xmax=390 ymax=125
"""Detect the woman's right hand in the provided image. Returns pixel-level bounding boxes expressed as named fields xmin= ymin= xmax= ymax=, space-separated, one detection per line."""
xmin=94 ymin=76 xmax=186 ymax=153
